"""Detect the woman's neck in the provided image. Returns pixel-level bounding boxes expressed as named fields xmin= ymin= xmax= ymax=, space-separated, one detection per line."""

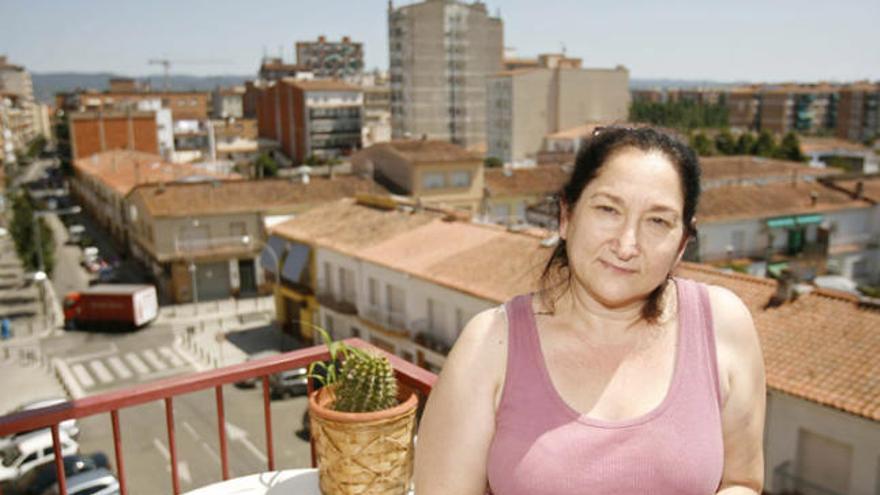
xmin=543 ymin=281 xmax=674 ymax=346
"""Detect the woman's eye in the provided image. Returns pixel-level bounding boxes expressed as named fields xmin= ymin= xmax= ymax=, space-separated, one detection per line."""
xmin=596 ymin=205 xmax=617 ymax=214
xmin=649 ymin=217 xmax=671 ymax=227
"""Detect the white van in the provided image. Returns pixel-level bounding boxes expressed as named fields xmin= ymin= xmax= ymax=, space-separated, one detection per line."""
xmin=0 ymin=430 xmax=79 ymax=482
xmin=0 ymin=397 xmax=80 ymax=451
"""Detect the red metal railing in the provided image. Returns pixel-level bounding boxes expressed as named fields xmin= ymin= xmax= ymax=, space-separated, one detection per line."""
xmin=0 ymin=338 xmax=437 ymax=495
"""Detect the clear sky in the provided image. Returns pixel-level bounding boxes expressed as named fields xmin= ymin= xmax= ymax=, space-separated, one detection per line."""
xmin=1 ymin=0 xmax=878 ymax=82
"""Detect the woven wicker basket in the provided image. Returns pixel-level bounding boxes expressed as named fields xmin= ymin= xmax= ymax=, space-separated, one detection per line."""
xmin=309 ymin=386 xmax=418 ymax=495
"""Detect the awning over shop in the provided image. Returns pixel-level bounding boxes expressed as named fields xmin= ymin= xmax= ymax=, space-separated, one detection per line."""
xmin=766 ymin=214 xmax=824 ymax=229
xmin=260 ymin=235 xmax=289 ymax=273
xmin=281 ymin=243 xmax=310 ymax=284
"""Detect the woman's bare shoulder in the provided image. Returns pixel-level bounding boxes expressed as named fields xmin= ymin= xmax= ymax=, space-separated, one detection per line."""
xmin=448 ymin=306 xmax=508 ymax=373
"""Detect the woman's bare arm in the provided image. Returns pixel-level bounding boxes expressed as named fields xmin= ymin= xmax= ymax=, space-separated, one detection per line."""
xmin=414 ymin=306 xmax=508 ymax=495
xmin=709 ymin=285 xmax=767 ymax=494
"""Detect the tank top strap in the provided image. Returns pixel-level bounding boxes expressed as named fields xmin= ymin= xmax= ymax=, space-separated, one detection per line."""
xmin=499 ymin=293 xmax=549 ymax=412
xmin=674 ymin=277 xmax=724 ymax=411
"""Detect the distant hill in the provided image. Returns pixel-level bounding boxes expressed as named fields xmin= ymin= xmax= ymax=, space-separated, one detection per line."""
xmin=32 ymin=72 xmax=251 ymax=103
xmin=32 ymin=72 xmax=745 ymax=104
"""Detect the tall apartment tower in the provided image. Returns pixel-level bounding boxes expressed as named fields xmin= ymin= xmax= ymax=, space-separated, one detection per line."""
xmin=388 ymin=0 xmax=503 ymax=148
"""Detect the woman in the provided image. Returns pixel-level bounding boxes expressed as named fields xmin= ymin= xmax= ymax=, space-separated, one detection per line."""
xmin=414 ymin=127 xmax=766 ymax=494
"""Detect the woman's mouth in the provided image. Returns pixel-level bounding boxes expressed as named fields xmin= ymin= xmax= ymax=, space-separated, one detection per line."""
xmin=600 ymin=260 xmax=637 ymax=274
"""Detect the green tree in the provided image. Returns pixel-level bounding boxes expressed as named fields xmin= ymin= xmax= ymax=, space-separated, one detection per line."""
xmin=735 ymin=132 xmax=756 ymax=155
xmin=484 ymin=156 xmax=503 ymax=168
xmin=55 ymin=112 xmax=73 ymax=176
xmin=714 ymin=129 xmax=737 ymax=155
xmin=10 ymin=193 xmax=55 ymax=275
xmin=690 ymin=132 xmax=715 ymax=156
xmin=752 ymin=131 xmax=777 ymax=158
xmin=254 ymin=152 xmax=279 ymax=178
xmin=26 ymin=135 xmax=48 ymax=158
xmin=776 ymin=132 xmax=805 ymax=162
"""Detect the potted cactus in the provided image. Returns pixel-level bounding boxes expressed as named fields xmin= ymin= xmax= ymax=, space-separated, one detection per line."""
xmin=308 ymin=329 xmax=418 ymax=495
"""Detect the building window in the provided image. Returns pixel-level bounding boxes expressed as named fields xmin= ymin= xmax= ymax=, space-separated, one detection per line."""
xmin=229 ymin=221 xmax=247 ymax=239
xmin=338 ymin=267 xmax=356 ymax=305
xmin=427 ymin=298 xmax=446 ymax=333
xmin=422 ymin=172 xmax=445 ymax=190
xmin=386 ymin=284 xmax=406 ymax=328
xmin=323 ymin=262 xmax=333 ymax=293
xmin=450 ymin=170 xmax=471 ymax=188
xmin=368 ymin=277 xmax=378 ymax=307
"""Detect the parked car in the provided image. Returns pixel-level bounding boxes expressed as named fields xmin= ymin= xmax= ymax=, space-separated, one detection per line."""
xmin=269 ymin=367 xmax=309 ymax=399
xmin=14 ymin=452 xmax=109 ymax=495
xmin=67 ymin=225 xmax=85 ymax=245
xmin=234 ymin=350 xmax=280 ymax=388
xmin=0 ymin=398 xmax=79 ymax=451
xmin=45 ymin=467 xmax=119 ymax=495
xmin=0 ymin=430 xmax=79 ymax=482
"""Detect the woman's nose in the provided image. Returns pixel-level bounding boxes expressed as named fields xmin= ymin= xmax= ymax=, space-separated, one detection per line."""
xmin=611 ymin=222 xmax=640 ymax=260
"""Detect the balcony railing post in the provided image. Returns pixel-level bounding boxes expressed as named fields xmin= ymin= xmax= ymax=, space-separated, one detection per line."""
xmin=215 ymin=385 xmax=230 ymax=480
xmin=165 ymin=397 xmax=181 ymax=495
xmin=261 ymin=376 xmax=275 ymax=471
xmin=111 ymin=410 xmax=128 ymax=495
xmin=51 ymin=424 xmax=68 ymax=495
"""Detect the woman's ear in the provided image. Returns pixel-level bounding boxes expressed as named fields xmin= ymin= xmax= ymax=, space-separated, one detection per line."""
xmin=558 ymin=201 xmax=570 ymax=241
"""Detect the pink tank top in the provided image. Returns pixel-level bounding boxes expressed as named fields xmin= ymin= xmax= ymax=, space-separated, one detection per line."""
xmin=486 ymin=277 xmax=724 ymax=494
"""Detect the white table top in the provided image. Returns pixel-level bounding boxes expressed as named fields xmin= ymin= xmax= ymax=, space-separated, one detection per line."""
xmin=182 ymin=469 xmax=319 ymax=495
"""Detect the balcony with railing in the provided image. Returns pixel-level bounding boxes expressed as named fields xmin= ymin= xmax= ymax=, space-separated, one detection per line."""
xmin=360 ymin=305 xmax=408 ymax=336
xmin=0 ymin=339 xmax=436 ymax=495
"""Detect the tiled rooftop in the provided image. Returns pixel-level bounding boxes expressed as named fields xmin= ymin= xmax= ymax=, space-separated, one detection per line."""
xmin=283 ymin=78 xmax=361 ymax=92
xmin=700 ymin=155 xmax=840 ymax=183
xmin=73 ymin=150 xmax=240 ymax=196
xmin=367 ymin=140 xmax=482 ymax=163
xmin=677 ymin=263 xmax=880 ymax=422
xmin=799 ymin=137 xmax=874 ymax=154
xmin=697 ymin=180 xmax=869 ymax=223
xmin=484 ymin=165 xmax=570 ymax=198
xmin=128 ymin=175 xmax=386 ymax=217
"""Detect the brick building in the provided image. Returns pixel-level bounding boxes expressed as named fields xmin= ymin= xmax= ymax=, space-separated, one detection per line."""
xmin=69 ymin=110 xmax=161 ymax=159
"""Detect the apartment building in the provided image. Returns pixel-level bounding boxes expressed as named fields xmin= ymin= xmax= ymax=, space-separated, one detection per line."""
xmin=69 ymin=110 xmax=165 ymax=159
xmin=125 ymin=175 xmax=383 ymax=303
xmin=255 ymin=79 xmax=363 ymax=164
xmin=362 ymin=77 xmax=392 ymax=147
xmin=57 ymin=89 xmax=211 ymax=122
xmin=70 ymin=150 xmax=239 ymax=246
xmin=295 ymin=36 xmax=364 ymax=79
xmin=212 ymin=86 xmax=245 ymax=119
xmin=211 ymin=118 xmax=259 ymax=166
xmin=487 ymin=59 xmax=629 ymax=165
xmin=352 ymin=139 xmax=484 ymax=212
xmin=837 ymin=82 xmax=880 ymax=143
xmin=388 ymin=0 xmax=503 ymax=148
xmin=0 ymin=56 xmax=37 ymax=162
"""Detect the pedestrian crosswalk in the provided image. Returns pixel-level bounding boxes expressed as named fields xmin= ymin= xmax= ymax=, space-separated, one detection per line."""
xmin=66 ymin=346 xmax=193 ymax=391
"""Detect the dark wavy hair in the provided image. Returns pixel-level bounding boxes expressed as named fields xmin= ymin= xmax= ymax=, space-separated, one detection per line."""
xmin=540 ymin=126 xmax=701 ymax=323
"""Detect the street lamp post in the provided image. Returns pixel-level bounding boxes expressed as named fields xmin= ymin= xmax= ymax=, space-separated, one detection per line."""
xmin=189 ymin=261 xmax=198 ymax=315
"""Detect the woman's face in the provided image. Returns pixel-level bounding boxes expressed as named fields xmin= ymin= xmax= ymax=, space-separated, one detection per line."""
xmin=560 ymin=147 xmax=688 ymax=309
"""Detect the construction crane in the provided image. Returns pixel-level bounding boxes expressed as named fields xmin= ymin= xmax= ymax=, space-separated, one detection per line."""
xmin=147 ymin=58 xmax=232 ymax=91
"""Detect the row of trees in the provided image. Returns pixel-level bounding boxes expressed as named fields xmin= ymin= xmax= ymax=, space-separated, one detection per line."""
xmin=9 ymin=192 xmax=55 ymax=276
xmin=689 ymin=130 xmax=805 ymax=161
xmin=629 ymin=100 xmax=729 ymax=131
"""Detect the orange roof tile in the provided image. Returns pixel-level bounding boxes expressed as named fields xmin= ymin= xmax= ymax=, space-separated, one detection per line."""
xmin=129 ymin=175 xmax=386 ymax=217
xmin=369 ymin=140 xmax=482 ymax=163
xmin=700 ymin=156 xmax=841 ymax=182
xmin=73 ymin=150 xmax=239 ymax=197
xmin=484 ymin=165 xmax=570 ymax=198
xmin=799 ymin=137 xmax=872 ymax=154
xmin=697 ymin=181 xmax=869 ymax=223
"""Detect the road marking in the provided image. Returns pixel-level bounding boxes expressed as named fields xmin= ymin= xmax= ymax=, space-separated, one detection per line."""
xmin=106 ymin=356 xmax=133 ymax=380
xmin=152 ymin=438 xmax=192 ymax=485
xmin=88 ymin=360 xmax=114 ymax=384
xmin=124 ymin=353 xmax=150 ymax=375
xmin=159 ymin=346 xmax=184 ymax=367
xmin=200 ymin=441 xmax=222 ymax=465
xmin=225 ymin=421 xmax=268 ymax=463
xmin=182 ymin=421 xmax=199 ymax=440
xmin=143 ymin=349 xmax=167 ymax=371
xmin=70 ymin=363 xmax=95 ymax=388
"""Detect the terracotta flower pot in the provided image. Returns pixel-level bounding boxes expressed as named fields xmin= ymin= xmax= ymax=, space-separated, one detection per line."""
xmin=308 ymin=386 xmax=418 ymax=495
